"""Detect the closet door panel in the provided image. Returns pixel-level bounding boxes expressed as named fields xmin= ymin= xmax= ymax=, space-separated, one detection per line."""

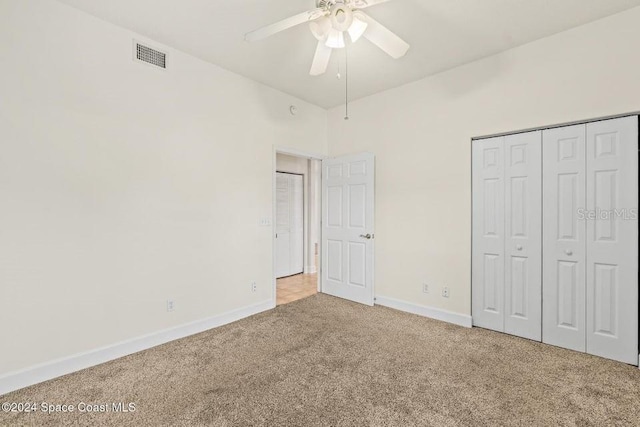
xmin=543 ymin=125 xmax=587 ymax=352
xmin=586 ymin=117 xmax=638 ymax=365
xmin=504 ymin=131 xmax=542 ymax=341
xmin=276 ymin=173 xmax=304 ymax=278
xmin=472 ymin=136 xmax=505 ymax=332
xmin=276 ymin=173 xmax=292 ymax=278
xmin=289 ymin=174 xmax=305 ymax=275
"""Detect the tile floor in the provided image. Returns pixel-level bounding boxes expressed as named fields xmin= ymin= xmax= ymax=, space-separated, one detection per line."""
xmin=276 ymin=273 xmax=318 ymax=306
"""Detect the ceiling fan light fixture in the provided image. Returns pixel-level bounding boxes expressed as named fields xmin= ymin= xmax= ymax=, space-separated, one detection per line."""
xmin=309 ymin=16 xmax=331 ymax=41
xmin=325 ymin=28 xmax=345 ymax=48
xmin=347 ymin=16 xmax=368 ymax=42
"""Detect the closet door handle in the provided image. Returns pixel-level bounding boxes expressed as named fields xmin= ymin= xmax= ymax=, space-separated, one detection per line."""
xmin=516 ymin=245 xmax=523 ymax=251
xmin=565 ymin=249 xmax=573 ymax=256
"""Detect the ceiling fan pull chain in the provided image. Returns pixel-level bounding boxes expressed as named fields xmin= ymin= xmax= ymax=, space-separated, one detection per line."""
xmin=344 ymin=43 xmax=349 ymax=121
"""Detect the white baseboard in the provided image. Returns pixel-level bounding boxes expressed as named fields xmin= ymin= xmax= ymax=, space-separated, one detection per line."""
xmin=303 ymin=266 xmax=317 ymax=274
xmin=0 ymin=300 xmax=273 ymax=396
xmin=375 ymin=295 xmax=472 ymax=328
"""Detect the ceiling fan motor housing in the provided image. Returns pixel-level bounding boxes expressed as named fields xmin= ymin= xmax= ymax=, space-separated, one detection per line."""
xmin=311 ymin=0 xmax=358 ymax=43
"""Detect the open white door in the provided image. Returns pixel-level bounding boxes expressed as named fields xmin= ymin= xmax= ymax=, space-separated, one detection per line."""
xmin=321 ymin=153 xmax=375 ymax=306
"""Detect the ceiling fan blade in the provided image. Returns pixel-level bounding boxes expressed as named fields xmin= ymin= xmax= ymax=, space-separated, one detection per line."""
xmin=310 ymin=41 xmax=332 ymax=76
xmin=359 ymin=12 xmax=409 ymax=59
xmin=245 ymin=8 xmax=326 ymax=42
xmin=353 ymin=0 xmax=392 ymax=9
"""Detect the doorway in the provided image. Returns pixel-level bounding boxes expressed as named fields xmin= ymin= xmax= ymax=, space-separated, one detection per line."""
xmin=274 ymin=151 xmax=322 ymax=306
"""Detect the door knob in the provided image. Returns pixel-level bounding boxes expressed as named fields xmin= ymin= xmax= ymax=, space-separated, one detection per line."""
xmin=360 ymin=234 xmax=373 ymax=240
xmin=565 ymin=249 xmax=573 ymax=256
xmin=516 ymin=245 xmax=523 ymax=251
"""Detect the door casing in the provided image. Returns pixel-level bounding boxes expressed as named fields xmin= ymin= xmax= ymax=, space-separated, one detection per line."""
xmin=272 ymin=146 xmax=326 ymax=308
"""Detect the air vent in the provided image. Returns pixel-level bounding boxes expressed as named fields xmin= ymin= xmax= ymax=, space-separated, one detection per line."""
xmin=134 ymin=41 xmax=166 ymax=69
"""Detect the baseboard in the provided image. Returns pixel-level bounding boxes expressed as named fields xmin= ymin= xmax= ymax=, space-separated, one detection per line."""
xmin=0 ymin=300 xmax=273 ymax=396
xmin=303 ymin=266 xmax=317 ymax=274
xmin=375 ymin=295 xmax=472 ymax=328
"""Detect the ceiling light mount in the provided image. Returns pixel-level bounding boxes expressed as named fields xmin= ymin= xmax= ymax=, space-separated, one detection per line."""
xmin=329 ymin=3 xmax=353 ymax=32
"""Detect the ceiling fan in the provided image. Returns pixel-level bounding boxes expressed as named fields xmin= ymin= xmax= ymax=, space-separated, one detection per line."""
xmin=245 ymin=0 xmax=410 ymax=76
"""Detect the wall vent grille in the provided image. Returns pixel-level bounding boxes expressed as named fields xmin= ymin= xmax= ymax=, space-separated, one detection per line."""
xmin=134 ymin=42 xmax=166 ymax=69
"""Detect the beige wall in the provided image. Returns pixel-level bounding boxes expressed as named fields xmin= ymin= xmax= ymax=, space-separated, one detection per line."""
xmin=0 ymin=0 xmax=327 ymax=376
xmin=327 ymin=7 xmax=640 ymax=316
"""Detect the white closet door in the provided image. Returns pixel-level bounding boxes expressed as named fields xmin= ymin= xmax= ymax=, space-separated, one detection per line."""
xmin=585 ymin=117 xmax=638 ymax=364
xmin=276 ymin=173 xmax=291 ymax=278
xmin=275 ymin=173 xmax=304 ymax=279
xmin=542 ymin=124 xmax=587 ymax=352
xmin=289 ymin=174 xmax=304 ymax=275
xmin=504 ymin=131 xmax=542 ymax=341
xmin=472 ymin=136 xmax=505 ymax=332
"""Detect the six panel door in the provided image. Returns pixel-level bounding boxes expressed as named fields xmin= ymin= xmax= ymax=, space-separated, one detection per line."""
xmin=585 ymin=117 xmax=638 ymax=364
xmin=322 ymin=153 xmax=375 ymax=306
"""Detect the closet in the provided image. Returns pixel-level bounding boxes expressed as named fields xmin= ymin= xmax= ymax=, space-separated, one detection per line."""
xmin=275 ymin=172 xmax=304 ymax=278
xmin=472 ymin=116 xmax=639 ymax=365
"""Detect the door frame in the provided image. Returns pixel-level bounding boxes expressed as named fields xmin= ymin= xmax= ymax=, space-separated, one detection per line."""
xmin=272 ymin=146 xmax=326 ymax=308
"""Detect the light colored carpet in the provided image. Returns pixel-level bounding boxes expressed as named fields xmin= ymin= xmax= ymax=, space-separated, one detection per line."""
xmin=2 ymin=293 xmax=640 ymax=426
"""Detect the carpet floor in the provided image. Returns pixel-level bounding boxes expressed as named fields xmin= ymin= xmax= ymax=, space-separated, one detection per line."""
xmin=2 ymin=293 xmax=640 ymax=426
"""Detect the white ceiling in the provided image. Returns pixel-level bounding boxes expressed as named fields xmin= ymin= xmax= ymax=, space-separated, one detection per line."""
xmin=57 ymin=0 xmax=640 ymax=108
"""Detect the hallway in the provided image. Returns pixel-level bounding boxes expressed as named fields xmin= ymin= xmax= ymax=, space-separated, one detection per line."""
xmin=276 ymin=273 xmax=318 ymax=306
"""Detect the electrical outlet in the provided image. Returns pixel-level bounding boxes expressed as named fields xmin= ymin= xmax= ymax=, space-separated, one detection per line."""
xmin=442 ymin=287 xmax=450 ymax=298
xmin=251 ymin=282 xmax=257 ymax=292
xmin=422 ymin=283 xmax=429 ymax=294
xmin=167 ymin=300 xmax=175 ymax=312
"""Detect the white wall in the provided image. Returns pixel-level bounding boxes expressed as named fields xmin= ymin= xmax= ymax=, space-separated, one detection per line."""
xmin=0 ymin=0 xmax=326 ymax=377
xmin=328 ymin=7 xmax=640 ymax=316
